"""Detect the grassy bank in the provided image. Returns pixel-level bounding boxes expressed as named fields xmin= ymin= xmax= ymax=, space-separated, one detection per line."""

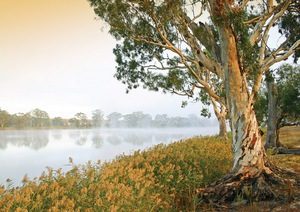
xmin=0 ymin=136 xmax=232 ymax=211
xmin=0 ymin=127 xmax=299 ymax=211
xmin=268 ymin=126 xmax=300 ymax=173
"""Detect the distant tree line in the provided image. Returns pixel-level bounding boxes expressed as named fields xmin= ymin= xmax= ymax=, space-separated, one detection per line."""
xmin=0 ymin=108 xmax=213 ymax=129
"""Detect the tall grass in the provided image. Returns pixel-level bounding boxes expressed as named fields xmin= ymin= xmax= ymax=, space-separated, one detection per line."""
xmin=0 ymin=136 xmax=232 ymax=211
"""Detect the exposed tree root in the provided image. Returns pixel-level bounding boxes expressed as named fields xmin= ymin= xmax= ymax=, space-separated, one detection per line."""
xmin=264 ymin=155 xmax=298 ymax=177
xmin=196 ymin=168 xmax=285 ymax=203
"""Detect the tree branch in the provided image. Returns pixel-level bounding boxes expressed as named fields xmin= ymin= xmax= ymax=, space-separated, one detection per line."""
xmin=261 ymin=39 xmax=300 ymax=72
xmin=249 ymin=0 xmax=291 ymax=46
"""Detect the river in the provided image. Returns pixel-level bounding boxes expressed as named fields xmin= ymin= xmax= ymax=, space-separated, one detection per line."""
xmin=0 ymin=127 xmax=218 ymax=186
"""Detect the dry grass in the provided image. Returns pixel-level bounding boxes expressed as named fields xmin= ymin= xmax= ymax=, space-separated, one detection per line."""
xmin=270 ymin=126 xmax=300 ymax=173
xmin=279 ymin=126 xmax=300 ymax=149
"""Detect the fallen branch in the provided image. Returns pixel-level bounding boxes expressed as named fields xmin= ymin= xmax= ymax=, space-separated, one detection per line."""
xmin=275 ymin=147 xmax=300 ymax=155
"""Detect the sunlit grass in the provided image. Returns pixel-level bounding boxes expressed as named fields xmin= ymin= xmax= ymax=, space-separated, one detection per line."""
xmin=269 ymin=126 xmax=300 ymax=173
xmin=278 ymin=126 xmax=300 ymax=149
xmin=0 ymin=136 xmax=232 ymax=211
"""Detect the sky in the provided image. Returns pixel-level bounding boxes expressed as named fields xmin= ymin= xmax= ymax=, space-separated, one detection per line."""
xmin=0 ymin=0 xmax=204 ymax=119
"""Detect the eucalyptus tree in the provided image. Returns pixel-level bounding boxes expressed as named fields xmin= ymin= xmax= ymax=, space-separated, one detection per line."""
xmin=92 ymin=109 xmax=104 ymax=127
xmin=154 ymin=114 xmax=170 ymax=127
xmin=89 ymin=0 xmax=300 ymax=201
xmin=113 ymin=20 xmax=229 ymax=138
xmin=75 ymin=112 xmax=88 ymax=127
xmin=52 ymin=117 xmax=65 ymax=127
xmin=31 ymin=108 xmax=50 ymax=127
xmin=12 ymin=112 xmax=31 ymax=129
xmin=143 ymin=59 xmax=229 ymax=137
xmin=107 ymin=112 xmax=123 ymax=127
xmin=123 ymin=111 xmax=152 ymax=127
xmin=0 ymin=109 xmax=10 ymax=128
xmin=256 ymin=64 xmax=299 ymax=149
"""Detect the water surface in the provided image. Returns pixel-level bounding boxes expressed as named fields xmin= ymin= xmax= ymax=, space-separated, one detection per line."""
xmin=0 ymin=127 xmax=218 ymax=185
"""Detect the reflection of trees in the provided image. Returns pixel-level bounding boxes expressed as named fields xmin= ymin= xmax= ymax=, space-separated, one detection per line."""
xmin=68 ymin=131 xmax=81 ymax=140
xmin=92 ymin=134 xmax=104 ymax=148
xmin=0 ymin=130 xmax=49 ymax=150
xmin=101 ymin=129 xmax=195 ymax=147
xmin=68 ymin=130 xmax=88 ymax=146
xmin=107 ymin=135 xmax=121 ymax=145
xmin=51 ymin=131 xmax=63 ymax=140
xmin=76 ymin=137 xmax=87 ymax=146
xmin=123 ymin=133 xmax=152 ymax=145
xmin=0 ymin=129 xmax=208 ymax=155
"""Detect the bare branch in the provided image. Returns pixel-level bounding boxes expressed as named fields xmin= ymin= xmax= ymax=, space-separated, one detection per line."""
xmin=249 ymin=0 xmax=291 ymax=45
xmin=261 ymin=39 xmax=300 ymax=72
xmin=258 ymin=0 xmax=291 ymax=65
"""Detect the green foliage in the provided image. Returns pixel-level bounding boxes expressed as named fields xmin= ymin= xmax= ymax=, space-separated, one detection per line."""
xmin=254 ymin=90 xmax=268 ymax=127
xmin=0 ymin=109 xmax=10 ymax=128
xmin=0 ymin=136 xmax=232 ymax=211
xmin=89 ymin=0 xmax=299 ymax=110
xmin=276 ymin=64 xmax=300 ymax=123
xmin=255 ymin=64 xmax=300 ymax=126
xmin=201 ymin=108 xmax=211 ymax=118
xmin=90 ymin=0 xmax=227 ymax=120
xmin=92 ymin=109 xmax=103 ymax=127
xmin=31 ymin=108 xmax=50 ymax=127
xmin=276 ymin=0 xmax=300 ymax=63
xmin=52 ymin=117 xmax=64 ymax=127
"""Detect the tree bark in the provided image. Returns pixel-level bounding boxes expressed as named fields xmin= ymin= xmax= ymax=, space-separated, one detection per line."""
xmin=211 ymin=97 xmax=228 ymax=140
xmin=265 ymin=75 xmax=279 ymax=149
xmin=218 ymin=25 xmax=266 ymax=176
xmin=218 ymin=115 xmax=228 ymax=140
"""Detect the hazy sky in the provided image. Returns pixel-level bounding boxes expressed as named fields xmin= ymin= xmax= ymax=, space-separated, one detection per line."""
xmin=0 ymin=0 xmax=204 ymax=119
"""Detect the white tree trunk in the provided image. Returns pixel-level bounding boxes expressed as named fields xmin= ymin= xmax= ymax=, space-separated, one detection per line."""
xmin=211 ymin=97 xmax=228 ymax=140
xmin=217 ymin=24 xmax=266 ymax=175
xmin=229 ymin=102 xmax=265 ymax=174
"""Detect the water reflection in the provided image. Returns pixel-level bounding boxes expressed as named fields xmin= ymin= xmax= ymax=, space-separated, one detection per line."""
xmin=107 ymin=135 xmax=121 ymax=145
xmin=51 ymin=131 xmax=63 ymax=140
xmin=0 ymin=130 xmax=49 ymax=150
xmin=0 ymin=127 xmax=218 ymax=185
xmin=92 ymin=134 xmax=104 ymax=148
xmin=0 ymin=128 xmax=216 ymax=150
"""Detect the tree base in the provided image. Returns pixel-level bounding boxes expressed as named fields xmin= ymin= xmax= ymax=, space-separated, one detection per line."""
xmin=196 ymin=168 xmax=285 ymax=203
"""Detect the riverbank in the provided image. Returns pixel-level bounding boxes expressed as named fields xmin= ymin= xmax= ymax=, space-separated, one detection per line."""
xmin=0 ymin=127 xmax=299 ymax=211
